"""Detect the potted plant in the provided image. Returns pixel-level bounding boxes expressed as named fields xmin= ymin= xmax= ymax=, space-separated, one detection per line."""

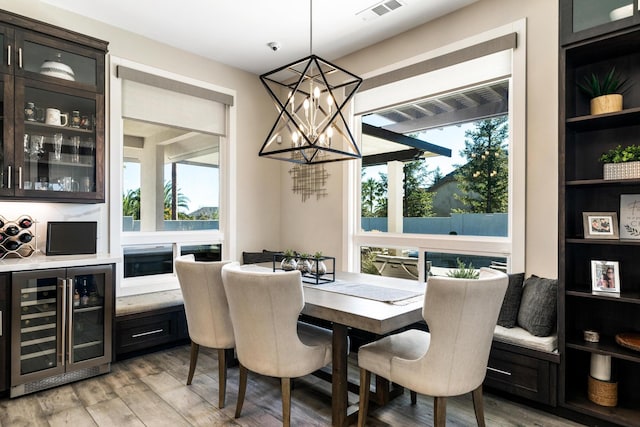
xmin=578 ymin=67 xmax=629 ymax=115
xmin=297 ymin=252 xmax=312 ymax=274
xmin=600 ymin=144 xmax=640 ymax=180
xmin=311 ymin=251 xmax=327 ymax=276
xmin=446 ymin=258 xmax=479 ymax=279
xmin=281 ymin=249 xmax=297 ymax=271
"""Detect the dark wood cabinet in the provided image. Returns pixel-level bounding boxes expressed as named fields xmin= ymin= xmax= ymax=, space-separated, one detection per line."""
xmin=0 ymin=10 xmax=107 ymax=202
xmin=560 ymin=0 xmax=640 ymax=46
xmin=0 ymin=273 xmax=8 ymax=394
xmin=560 ymin=15 xmax=640 ymax=426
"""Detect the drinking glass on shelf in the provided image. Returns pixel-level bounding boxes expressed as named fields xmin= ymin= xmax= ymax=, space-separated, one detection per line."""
xmin=23 ymin=134 xmax=30 ymax=154
xmin=70 ymin=136 xmax=80 ymax=163
xmin=30 ymin=135 xmax=44 ymax=159
xmin=53 ymin=133 xmax=63 ymax=161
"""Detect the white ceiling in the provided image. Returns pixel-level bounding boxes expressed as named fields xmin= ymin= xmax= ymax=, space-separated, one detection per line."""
xmin=42 ymin=0 xmax=476 ymax=75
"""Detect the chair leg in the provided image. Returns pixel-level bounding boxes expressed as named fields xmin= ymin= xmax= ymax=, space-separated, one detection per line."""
xmin=410 ymin=390 xmax=417 ymax=405
xmin=187 ymin=342 xmax=199 ymax=385
xmin=471 ymin=385 xmax=486 ymax=427
xmin=281 ymin=378 xmax=291 ymax=427
xmin=217 ymin=348 xmax=227 ymax=409
xmin=235 ymin=364 xmax=248 ymax=419
xmin=357 ymin=368 xmax=371 ymax=427
xmin=434 ymin=396 xmax=447 ymax=427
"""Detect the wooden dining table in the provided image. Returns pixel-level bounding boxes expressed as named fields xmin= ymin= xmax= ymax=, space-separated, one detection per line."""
xmin=300 ymin=271 xmax=425 ymax=427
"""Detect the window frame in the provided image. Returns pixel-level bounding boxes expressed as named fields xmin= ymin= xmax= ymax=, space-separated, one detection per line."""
xmin=346 ymin=20 xmax=526 ymax=277
xmin=109 ymin=56 xmax=237 ymax=296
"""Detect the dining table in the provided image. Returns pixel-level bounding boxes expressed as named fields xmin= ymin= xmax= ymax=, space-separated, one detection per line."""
xmin=300 ymin=271 xmax=425 ymax=427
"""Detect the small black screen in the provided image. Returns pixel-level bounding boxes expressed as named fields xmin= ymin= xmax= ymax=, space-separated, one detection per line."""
xmin=46 ymin=221 xmax=97 ymax=255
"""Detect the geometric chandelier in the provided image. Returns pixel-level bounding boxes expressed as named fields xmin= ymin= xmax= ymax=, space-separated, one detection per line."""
xmin=259 ymin=1 xmax=363 ymax=164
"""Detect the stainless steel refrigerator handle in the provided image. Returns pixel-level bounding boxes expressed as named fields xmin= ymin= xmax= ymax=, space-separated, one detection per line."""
xmin=7 ymin=165 xmax=11 ymax=189
xmin=18 ymin=47 xmax=22 ymax=69
xmin=18 ymin=167 xmax=22 ymax=190
xmin=7 ymin=45 xmax=10 ymax=66
xmin=59 ymin=278 xmax=66 ymax=365
xmin=67 ymin=278 xmax=73 ymax=365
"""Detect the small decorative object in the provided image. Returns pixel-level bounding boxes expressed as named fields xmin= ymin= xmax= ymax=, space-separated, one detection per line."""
xmin=583 ymin=329 xmax=600 ymax=343
xmin=311 ymin=252 xmax=327 ymax=276
xmin=40 ymin=53 xmax=75 ymax=81
xmin=446 ymin=258 xmax=479 ymax=279
xmin=590 ymin=354 xmax=611 ymax=381
xmin=582 ymin=212 xmax=618 ymax=239
xmin=0 ymin=214 xmax=36 ymax=259
xmin=600 ymin=145 xmax=640 ymax=180
xmin=280 ymin=249 xmax=297 ymax=271
xmin=297 ymin=253 xmax=312 ymax=274
xmin=615 ymin=332 xmax=640 ymax=353
xmin=619 ymin=194 xmax=640 ymax=239
xmin=577 ymin=66 xmax=629 ymax=115
xmin=591 ymin=260 xmax=620 ymax=294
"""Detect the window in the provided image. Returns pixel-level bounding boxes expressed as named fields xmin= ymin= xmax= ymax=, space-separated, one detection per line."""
xmin=110 ymin=57 xmax=235 ymax=296
xmin=350 ymin=24 xmax=525 ymax=276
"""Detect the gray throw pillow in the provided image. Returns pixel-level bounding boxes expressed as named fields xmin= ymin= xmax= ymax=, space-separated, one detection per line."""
xmin=517 ymin=275 xmax=558 ymax=337
xmin=497 ymin=273 xmax=524 ymax=328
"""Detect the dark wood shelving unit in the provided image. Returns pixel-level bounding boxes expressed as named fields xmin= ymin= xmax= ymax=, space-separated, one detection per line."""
xmin=560 ymin=2 xmax=640 ymax=425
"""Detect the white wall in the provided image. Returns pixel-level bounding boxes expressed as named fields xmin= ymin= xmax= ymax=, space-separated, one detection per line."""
xmin=0 ymin=0 xmax=281 ymax=262
xmin=280 ymin=0 xmax=559 ymax=278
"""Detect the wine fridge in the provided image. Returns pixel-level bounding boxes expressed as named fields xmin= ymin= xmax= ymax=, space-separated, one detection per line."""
xmin=10 ymin=265 xmax=113 ymax=397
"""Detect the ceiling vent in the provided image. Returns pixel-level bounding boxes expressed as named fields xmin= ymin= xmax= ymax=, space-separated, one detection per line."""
xmin=357 ymin=0 xmax=406 ymax=21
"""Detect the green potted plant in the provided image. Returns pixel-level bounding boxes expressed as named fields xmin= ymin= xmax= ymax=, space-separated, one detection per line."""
xmin=297 ymin=252 xmax=312 ymax=274
xmin=311 ymin=251 xmax=327 ymax=276
xmin=281 ymin=249 xmax=297 ymax=271
xmin=600 ymin=144 xmax=640 ymax=180
xmin=446 ymin=258 xmax=479 ymax=279
xmin=578 ymin=67 xmax=629 ymax=115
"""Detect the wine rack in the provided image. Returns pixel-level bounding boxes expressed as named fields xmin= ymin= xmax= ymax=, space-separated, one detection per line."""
xmin=0 ymin=215 xmax=36 ymax=259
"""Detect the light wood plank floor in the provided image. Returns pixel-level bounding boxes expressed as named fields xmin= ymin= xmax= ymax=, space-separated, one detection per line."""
xmin=0 ymin=345 xmax=584 ymax=426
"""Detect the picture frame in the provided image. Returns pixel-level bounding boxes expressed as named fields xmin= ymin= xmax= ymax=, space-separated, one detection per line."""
xmin=583 ymin=212 xmax=619 ymax=239
xmin=619 ymin=194 xmax=640 ymax=239
xmin=591 ymin=260 xmax=620 ymax=293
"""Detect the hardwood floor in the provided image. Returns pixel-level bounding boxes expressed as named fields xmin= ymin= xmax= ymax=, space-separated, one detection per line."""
xmin=0 ymin=345 xmax=583 ymax=426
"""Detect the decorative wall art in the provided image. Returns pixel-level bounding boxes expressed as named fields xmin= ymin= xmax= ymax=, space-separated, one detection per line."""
xmin=619 ymin=194 xmax=640 ymax=239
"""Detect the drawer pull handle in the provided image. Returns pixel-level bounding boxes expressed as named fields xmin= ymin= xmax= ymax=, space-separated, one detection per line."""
xmin=487 ymin=366 xmax=512 ymax=376
xmin=132 ymin=329 xmax=164 ymax=338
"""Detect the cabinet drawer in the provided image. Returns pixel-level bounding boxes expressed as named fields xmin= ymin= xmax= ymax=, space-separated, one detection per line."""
xmin=484 ymin=345 xmax=557 ymax=406
xmin=115 ymin=308 xmax=187 ymax=357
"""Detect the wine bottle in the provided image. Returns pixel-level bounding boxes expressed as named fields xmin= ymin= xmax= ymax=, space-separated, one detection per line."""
xmin=0 ymin=232 xmax=6 ymax=244
xmin=18 ymin=216 xmax=33 ymax=229
xmin=0 ymin=217 xmax=4 ymax=228
xmin=5 ymin=240 xmax=20 ymax=251
xmin=18 ymin=232 xmax=33 ymax=243
xmin=4 ymin=225 xmax=19 ymax=236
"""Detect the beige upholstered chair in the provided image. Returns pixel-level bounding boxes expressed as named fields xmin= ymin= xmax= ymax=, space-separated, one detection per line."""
xmin=357 ymin=267 xmax=508 ymax=427
xmin=175 ymin=255 xmax=234 ymax=408
xmin=221 ymin=262 xmax=332 ymax=427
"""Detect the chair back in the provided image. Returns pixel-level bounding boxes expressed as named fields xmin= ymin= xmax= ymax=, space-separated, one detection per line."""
xmin=221 ymin=262 xmax=331 ymax=378
xmin=175 ymin=255 xmax=234 ymax=349
xmin=393 ymin=267 xmax=508 ymax=397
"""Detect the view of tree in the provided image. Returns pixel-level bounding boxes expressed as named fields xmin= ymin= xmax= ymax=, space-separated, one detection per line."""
xmin=163 ymin=180 xmax=190 ymax=220
xmin=403 ymin=160 xmax=435 ymax=217
xmin=454 ymin=116 xmax=508 ymax=213
xmin=122 ymin=181 xmax=194 ymax=220
xmin=122 ymin=188 xmax=141 ymax=220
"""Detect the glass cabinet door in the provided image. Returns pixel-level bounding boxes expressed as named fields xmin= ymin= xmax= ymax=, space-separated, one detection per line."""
xmin=0 ymin=73 xmax=13 ymax=196
xmin=16 ymin=81 xmax=98 ymax=199
xmin=67 ymin=265 xmax=112 ymax=368
xmin=11 ymin=269 xmax=66 ymax=384
xmin=561 ymin=0 xmax=640 ymax=44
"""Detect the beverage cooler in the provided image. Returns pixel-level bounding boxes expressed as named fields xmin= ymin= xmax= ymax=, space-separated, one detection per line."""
xmin=10 ymin=265 xmax=113 ymax=397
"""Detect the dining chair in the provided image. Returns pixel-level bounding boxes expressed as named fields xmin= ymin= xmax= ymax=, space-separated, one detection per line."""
xmin=357 ymin=267 xmax=508 ymax=427
xmin=175 ymin=254 xmax=234 ymax=408
xmin=221 ymin=262 xmax=332 ymax=427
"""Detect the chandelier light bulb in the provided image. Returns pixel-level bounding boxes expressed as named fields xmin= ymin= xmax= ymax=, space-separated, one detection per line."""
xmin=292 ymin=131 xmax=299 ymax=145
xmin=313 ymin=86 xmax=321 ymax=98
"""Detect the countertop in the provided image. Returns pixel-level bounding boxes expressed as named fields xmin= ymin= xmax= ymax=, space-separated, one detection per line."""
xmin=0 ymin=252 xmax=120 ymax=272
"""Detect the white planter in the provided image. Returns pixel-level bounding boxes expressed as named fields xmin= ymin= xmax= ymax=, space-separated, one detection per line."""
xmin=603 ymin=161 xmax=640 ymax=180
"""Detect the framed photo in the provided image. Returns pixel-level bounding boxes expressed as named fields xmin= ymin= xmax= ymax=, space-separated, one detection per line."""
xmin=591 ymin=260 xmax=620 ymax=293
xmin=620 ymin=194 xmax=640 ymax=239
xmin=583 ymin=212 xmax=619 ymax=239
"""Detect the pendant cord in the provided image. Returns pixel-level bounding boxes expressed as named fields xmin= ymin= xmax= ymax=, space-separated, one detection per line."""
xmin=309 ymin=0 xmax=313 ymax=55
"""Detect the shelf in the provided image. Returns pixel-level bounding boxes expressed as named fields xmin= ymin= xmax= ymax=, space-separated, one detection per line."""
xmin=565 ymin=237 xmax=640 ymax=246
xmin=565 ymin=178 xmax=640 ymax=187
xmin=566 ymin=289 xmax=640 ymax=304
xmin=74 ymin=305 xmax=103 ymax=313
xmin=566 ymin=107 xmax=640 ymax=131
xmin=24 ymin=120 xmax=95 ymax=134
xmin=564 ymin=396 xmax=640 ymax=427
xmin=567 ymin=335 xmax=640 ymax=363
xmin=73 ymin=340 xmax=102 ymax=350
